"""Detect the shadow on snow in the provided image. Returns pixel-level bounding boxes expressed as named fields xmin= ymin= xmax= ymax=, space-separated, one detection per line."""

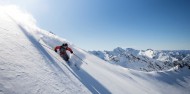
xmin=15 ymin=21 xmax=111 ymax=94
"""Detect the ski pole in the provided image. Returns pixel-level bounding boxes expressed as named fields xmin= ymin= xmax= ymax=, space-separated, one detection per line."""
xmin=73 ymin=53 xmax=88 ymax=65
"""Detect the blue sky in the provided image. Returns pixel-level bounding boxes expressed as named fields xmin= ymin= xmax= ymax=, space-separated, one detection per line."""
xmin=1 ymin=0 xmax=190 ymax=50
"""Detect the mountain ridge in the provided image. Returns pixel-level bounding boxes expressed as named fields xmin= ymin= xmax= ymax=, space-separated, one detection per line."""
xmin=89 ymin=47 xmax=190 ymax=72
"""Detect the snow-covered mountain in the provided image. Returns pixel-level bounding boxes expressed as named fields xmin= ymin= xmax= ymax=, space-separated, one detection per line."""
xmin=0 ymin=5 xmax=190 ymax=94
xmin=90 ymin=47 xmax=190 ymax=72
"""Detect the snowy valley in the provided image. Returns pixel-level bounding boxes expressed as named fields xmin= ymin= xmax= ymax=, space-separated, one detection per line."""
xmin=0 ymin=5 xmax=190 ymax=94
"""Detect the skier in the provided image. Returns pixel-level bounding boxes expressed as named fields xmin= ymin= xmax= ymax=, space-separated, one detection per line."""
xmin=54 ymin=43 xmax=73 ymax=62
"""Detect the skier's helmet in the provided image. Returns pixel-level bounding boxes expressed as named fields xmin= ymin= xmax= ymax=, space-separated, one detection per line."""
xmin=62 ymin=43 xmax=68 ymax=47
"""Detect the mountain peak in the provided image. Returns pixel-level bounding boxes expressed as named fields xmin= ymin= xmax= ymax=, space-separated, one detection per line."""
xmin=113 ymin=47 xmax=125 ymax=53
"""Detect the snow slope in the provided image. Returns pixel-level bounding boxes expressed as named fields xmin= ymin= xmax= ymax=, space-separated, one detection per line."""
xmin=0 ymin=5 xmax=90 ymax=94
xmin=67 ymin=48 xmax=190 ymax=94
xmin=0 ymin=5 xmax=190 ymax=94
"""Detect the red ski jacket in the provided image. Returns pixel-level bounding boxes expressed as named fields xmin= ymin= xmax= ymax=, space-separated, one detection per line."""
xmin=54 ymin=46 xmax=73 ymax=56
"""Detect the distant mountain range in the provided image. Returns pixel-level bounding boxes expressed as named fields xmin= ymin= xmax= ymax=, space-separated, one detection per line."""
xmin=89 ymin=47 xmax=190 ymax=72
